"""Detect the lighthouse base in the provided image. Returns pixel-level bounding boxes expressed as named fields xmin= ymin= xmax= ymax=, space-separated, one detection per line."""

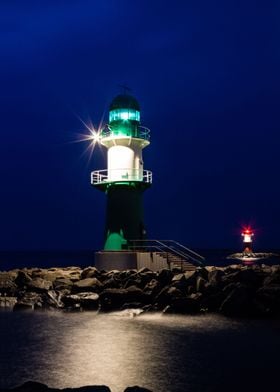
xmin=94 ymin=251 xmax=170 ymax=272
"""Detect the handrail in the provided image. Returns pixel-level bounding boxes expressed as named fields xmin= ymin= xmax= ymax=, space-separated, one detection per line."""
xmin=91 ymin=169 xmax=152 ymax=185
xmin=101 ymin=125 xmax=150 ymax=141
xmin=128 ymin=239 xmax=204 ymax=266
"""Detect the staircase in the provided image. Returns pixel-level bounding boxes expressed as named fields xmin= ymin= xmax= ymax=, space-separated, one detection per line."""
xmin=128 ymin=240 xmax=205 ymax=272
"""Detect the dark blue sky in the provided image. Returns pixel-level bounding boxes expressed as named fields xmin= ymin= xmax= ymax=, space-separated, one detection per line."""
xmin=0 ymin=0 xmax=279 ymax=250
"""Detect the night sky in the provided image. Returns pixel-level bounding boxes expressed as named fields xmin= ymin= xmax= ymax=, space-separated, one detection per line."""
xmin=1 ymin=0 xmax=279 ymax=251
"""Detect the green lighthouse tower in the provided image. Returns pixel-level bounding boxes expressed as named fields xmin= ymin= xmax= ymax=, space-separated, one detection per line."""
xmin=91 ymin=94 xmax=152 ymax=251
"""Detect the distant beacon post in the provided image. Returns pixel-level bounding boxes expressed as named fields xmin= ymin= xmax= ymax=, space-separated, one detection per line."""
xmin=91 ymin=93 xmax=152 ymax=253
xmin=242 ymin=228 xmax=254 ymax=254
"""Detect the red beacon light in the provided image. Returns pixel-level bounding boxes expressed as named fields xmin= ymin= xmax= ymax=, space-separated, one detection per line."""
xmin=241 ymin=227 xmax=254 ymax=254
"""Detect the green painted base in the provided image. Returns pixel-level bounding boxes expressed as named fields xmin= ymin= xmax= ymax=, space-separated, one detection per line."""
xmin=98 ymin=183 xmax=147 ymax=251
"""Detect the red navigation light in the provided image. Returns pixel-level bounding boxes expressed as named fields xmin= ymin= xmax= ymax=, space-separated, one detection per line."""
xmin=242 ymin=226 xmax=254 ymax=235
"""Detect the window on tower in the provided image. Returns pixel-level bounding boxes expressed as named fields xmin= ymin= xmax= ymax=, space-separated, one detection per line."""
xmin=109 ymin=109 xmax=140 ymax=122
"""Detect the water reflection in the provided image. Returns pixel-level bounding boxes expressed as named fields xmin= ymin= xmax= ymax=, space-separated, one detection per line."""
xmin=0 ymin=312 xmax=280 ymax=392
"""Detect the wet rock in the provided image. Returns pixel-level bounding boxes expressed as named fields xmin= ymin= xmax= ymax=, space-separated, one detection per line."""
xmin=254 ymin=284 xmax=280 ymax=316
xmin=99 ymin=288 xmax=129 ymax=311
xmin=81 ymin=267 xmax=99 ymax=279
xmin=220 ymin=284 xmax=254 ymax=316
xmin=143 ymin=279 xmax=161 ymax=297
xmin=157 ymin=268 xmax=173 ymax=286
xmin=79 ymin=292 xmax=99 ymax=310
xmin=72 ymin=278 xmax=103 ymax=293
xmin=184 ymin=270 xmax=197 ymax=285
xmin=103 ymin=277 xmax=122 ymax=289
xmin=99 ymin=286 xmax=148 ymax=311
xmin=0 ymin=381 xmax=112 ymax=392
xmin=14 ymin=292 xmax=42 ymax=311
xmin=200 ymin=292 xmax=225 ymax=312
xmin=0 ymin=272 xmax=18 ymax=296
xmin=208 ymin=269 xmax=225 ymax=288
xmin=53 ymin=278 xmax=73 ymax=291
xmin=124 ymin=387 xmax=153 ymax=392
xmin=27 ymin=278 xmax=53 ymax=292
xmin=15 ymin=271 xmax=32 ymax=288
xmin=41 ymin=290 xmax=64 ymax=309
xmin=154 ymin=286 xmax=183 ymax=309
xmin=163 ymin=294 xmax=201 ymax=314
xmin=0 ymin=296 xmax=17 ymax=308
xmin=196 ymin=276 xmax=208 ymax=293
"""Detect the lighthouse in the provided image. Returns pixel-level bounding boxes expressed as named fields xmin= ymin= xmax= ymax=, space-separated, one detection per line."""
xmin=242 ymin=227 xmax=254 ymax=254
xmin=91 ymin=93 xmax=152 ymax=252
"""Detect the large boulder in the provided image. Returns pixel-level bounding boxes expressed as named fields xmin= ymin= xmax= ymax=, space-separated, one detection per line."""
xmin=124 ymin=387 xmax=153 ymax=392
xmin=14 ymin=292 xmax=42 ymax=311
xmin=72 ymin=278 xmax=103 ymax=293
xmin=99 ymin=286 xmax=148 ymax=311
xmin=220 ymin=284 xmax=254 ymax=316
xmin=143 ymin=279 xmax=161 ymax=297
xmin=208 ymin=268 xmax=225 ymax=288
xmin=27 ymin=278 xmax=53 ymax=292
xmin=15 ymin=271 xmax=32 ymax=288
xmin=53 ymin=277 xmax=73 ymax=291
xmin=163 ymin=293 xmax=202 ymax=314
xmin=1 ymin=381 xmax=112 ymax=392
xmin=157 ymin=269 xmax=173 ymax=286
xmin=0 ymin=272 xmax=18 ymax=296
xmin=254 ymin=284 xmax=280 ymax=316
xmin=81 ymin=267 xmax=99 ymax=279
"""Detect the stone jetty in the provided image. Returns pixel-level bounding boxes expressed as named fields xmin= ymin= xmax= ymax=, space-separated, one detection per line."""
xmin=0 ymin=381 xmax=152 ymax=392
xmin=1 ymin=264 xmax=280 ymax=317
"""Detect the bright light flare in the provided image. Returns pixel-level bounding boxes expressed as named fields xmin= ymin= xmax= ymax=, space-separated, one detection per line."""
xmin=70 ymin=114 xmax=104 ymax=165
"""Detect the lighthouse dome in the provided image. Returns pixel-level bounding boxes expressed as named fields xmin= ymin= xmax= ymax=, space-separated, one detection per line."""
xmin=109 ymin=94 xmax=140 ymax=123
xmin=109 ymin=94 xmax=140 ymax=111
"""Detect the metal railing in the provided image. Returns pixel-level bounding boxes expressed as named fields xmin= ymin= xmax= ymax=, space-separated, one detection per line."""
xmin=101 ymin=125 xmax=150 ymax=141
xmin=91 ymin=169 xmax=153 ymax=185
xmin=128 ymin=239 xmax=205 ymax=267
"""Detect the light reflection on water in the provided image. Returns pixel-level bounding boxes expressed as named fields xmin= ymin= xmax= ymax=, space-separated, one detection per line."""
xmin=0 ymin=311 xmax=280 ymax=392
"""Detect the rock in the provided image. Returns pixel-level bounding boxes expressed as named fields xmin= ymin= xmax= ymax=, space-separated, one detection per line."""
xmin=99 ymin=288 xmax=129 ymax=311
xmin=103 ymin=277 xmax=122 ymax=289
xmin=124 ymin=387 xmax=153 ymax=392
xmin=2 ymin=381 xmax=112 ymax=392
xmin=208 ymin=269 xmax=225 ymax=287
xmin=15 ymin=271 xmax=32 ymax=287
xmin=79 ymin=292 xmax=99 ymax=310
xmin=99 ymin=286 xmax=148 ymax=311
xmin=254 ymin=284 xmax=280 ymax=316
xmin=53 ymin=278 xmax=73 ymax=291
xmin=200 ymin=292 xmax=225 ymax=312
xmin=0 ymin=296 xmax=17 ymax=308
xmin=263 ymin=272 xmax=280 ymax=286
xmin=14 ymin=292 xmax=42 ymax=311
xmin=81 ymin=267 xmax=99 ymax=279
xmin=196 ymin=276 xmax=208 ymax=293
xmin=163 ymin=294 xmax=201 ymax=314
xmin=172 ymin=273 xmax=185 ymax=283
xmin=157 ymin=269 xmax=173 ymax=286
xmin=41 ymin=290 xmax=64 ymax=309
xmin=154 ymin=286 xmax=183 ymax=309
xmin=220 ymin=284 xmax=254 ymax=316
xmin=72 ymin=278 xmax=103 ymax=293
xmin=143 ymin=279 xmax=161 ymax=297
xmin=27 ymin=278 xmax=53 ymax=292
xmin=0 ymin=272 xmax=18 ymax=296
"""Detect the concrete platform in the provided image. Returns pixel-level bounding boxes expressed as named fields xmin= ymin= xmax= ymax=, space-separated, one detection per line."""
xmin=94 ymin=251 xmax=169 ymax=271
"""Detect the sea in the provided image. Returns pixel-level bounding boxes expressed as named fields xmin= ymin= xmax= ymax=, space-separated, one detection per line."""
xmin=0 ymin=250 xmax=280 ymax=392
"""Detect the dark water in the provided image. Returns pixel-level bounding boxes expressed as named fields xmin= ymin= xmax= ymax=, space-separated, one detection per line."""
xmin=0 ymin=311 xmax=280 ymax=392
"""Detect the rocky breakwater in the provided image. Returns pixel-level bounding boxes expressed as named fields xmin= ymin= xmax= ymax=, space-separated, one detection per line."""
xmin=1 ymin=264 xmax=280 ymax=317
xmin=0 ymin=381 xmax=152 ymax=392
